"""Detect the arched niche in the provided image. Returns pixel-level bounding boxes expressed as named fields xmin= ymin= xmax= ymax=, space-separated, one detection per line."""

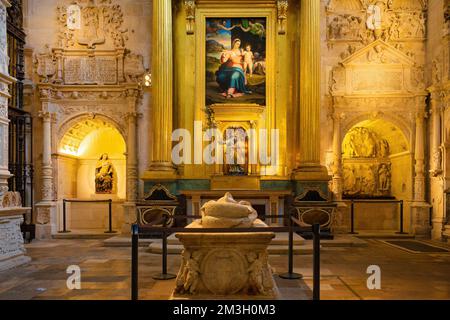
xmin=56 ymin=116 xmax=126 ymax=230
xmin=341 ymin=118 xmax=410 ymax=200
xmin=341 ymin=118 xmax=413 ymax=231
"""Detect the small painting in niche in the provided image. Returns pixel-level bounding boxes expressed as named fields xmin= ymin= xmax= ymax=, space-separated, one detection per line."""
xmin=206 ymin=18 xmax=266 ymax=106
xmin=95 ymin=153 xmax=114 ymax=194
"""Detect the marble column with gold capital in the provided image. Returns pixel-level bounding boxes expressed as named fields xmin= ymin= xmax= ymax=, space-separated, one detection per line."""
xmin=144 ymin=0 xmax=177 ymax=180
xmin=293 ymin=0 xmax=329 ymax=181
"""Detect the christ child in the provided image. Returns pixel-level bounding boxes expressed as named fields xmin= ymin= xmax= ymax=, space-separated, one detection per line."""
xmin=243 ymin=44 xmax=254 ymax=77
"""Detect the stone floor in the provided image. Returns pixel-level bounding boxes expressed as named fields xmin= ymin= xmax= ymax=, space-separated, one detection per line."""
xmin=0 ymin=238 xmax=449 ymax=300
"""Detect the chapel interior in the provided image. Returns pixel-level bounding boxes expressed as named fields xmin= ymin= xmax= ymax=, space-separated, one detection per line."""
xmin=0 ymin=0 xmax=449 ymax=300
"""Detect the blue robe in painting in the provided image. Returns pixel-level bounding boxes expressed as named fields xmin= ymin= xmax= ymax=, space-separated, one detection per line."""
xmin=216 ymin=66 xmax=251 ymax=94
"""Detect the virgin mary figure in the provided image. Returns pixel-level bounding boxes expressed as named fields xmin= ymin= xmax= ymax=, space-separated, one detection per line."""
xmin=216 ymin=39 xmax=252 ymax=99
xmin=95 ymin=153 xmax=114 ymax=194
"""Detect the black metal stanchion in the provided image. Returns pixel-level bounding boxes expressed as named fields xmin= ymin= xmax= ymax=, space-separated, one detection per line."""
xmin=349 ymin=200 xmax=358 ymax=234
xmin=396 ymin=200 xmax=407 ymax=234
xmin=59 ymin=199 xmax=71 ymax=233
xmin=313 ymin=223 xmax=320 ymax=301
xmin=152 ymin=229 xmax=177 ymax=280
xmin=280 ymin=213 xmax=302 ymax=280
xmin=105 ymin=199 xmax=116 ymax=234
xmin=131 ymin=224 xmax=139 ymax=301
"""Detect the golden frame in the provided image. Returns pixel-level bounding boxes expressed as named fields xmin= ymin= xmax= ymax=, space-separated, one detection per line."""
xmin=195 ymin=7 xmax=277 ymax=125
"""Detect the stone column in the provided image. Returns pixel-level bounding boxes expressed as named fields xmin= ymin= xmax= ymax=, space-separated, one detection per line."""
xmin=293 ymin=0 xmax=329 ymax=181
xmin=123 ymin=109 xmax=139 ymax=234
xmin=412 ymin=102 xmax=431 ymax=236
xmin=0 ymin=0 xmax=13 ymax=195
xmin=144 ymin=0 xmax=176 ymax=180
xmin=0 ymin=0 xmax=31 ymax=271
xmin=414 ymin=110 xmax=426 ymax=203
xmin=40 ymin=111 xmax=54 ymax=202
xmin=331 ymin=112 xmax=343 ymax=200
xmin=430 ymin=93 xmax=443 ymax=176
xmin=126 ymin=111 xmax=139 ymax=202
xmin=35 ymin=108 xmax=56 ymax=239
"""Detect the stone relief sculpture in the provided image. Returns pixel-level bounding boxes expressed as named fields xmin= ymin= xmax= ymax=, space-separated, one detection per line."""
xmin=56 ymin=0 xmax=128 ymax=49
xmin=342 ymin=127 xmax=392 ymax=197
xmin=95 ymin=153 xmax=114 ymax=194
xmin=175 ymin=250 xmax=203 ymax=294
xmin=327 ymin=0 xmax=426 ymax=44
xmin=343 ymin=163 xmax=392 ymax=197
xmin=0 ymin=191 xmax=22 ymax=209
xmin=35 ymin=45 xmax=56 ymax=83
xmin=35 ymin=1 xmax=145 ymax=86
xmin=77 ymin=0 xmax=106 ymax=48
xmin=343 ymin=127 xmax=389 ymax=158
xmin=124 ymin=53 xmax=145 ymax=83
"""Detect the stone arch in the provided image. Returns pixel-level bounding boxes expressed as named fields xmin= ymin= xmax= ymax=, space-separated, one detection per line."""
xmin=57 ymin=113 xmax=127 ymax=149
xmin=55 ymin=113 xmax=128 ymax=232
xmin=341 ymin=113 xmax=411 ymax=150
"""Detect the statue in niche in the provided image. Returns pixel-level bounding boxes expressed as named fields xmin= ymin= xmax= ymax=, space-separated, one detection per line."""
xmin=360 ymin=165 xmax=376 ymax=194
xmin=224 ymin=127 xmax=248 ymax=176
xmin=378 ymin=164 xmax=391 ymax=191
xmin=379 ymin=139 xmax=389 ymax=157
xmin=95 ymin=153 xmax=114 ymax=194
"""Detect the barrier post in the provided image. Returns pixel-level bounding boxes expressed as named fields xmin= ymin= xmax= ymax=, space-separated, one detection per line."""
xmin=131 ymin=224 xmax=139 ymax=300
xmin=396 ymin=200 xmax=407 ymax=234
xmin=280 ymin=211 xmax=302 ymax=280
xmin=105 ymin=199 xmax=116 ymax=234
xmin=152 ymin=229 xmax=177 ymax=280
xmin=59 ymin=199 xmax=70 ymax=233
xmin=313 ymin=223 xmax=320 ymax=301
xmin=349 ymin=200 xmax=358 ymax=234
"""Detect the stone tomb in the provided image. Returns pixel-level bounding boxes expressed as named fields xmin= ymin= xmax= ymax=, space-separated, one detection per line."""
xmin=173 ymin=193 xmax=278 ymax=298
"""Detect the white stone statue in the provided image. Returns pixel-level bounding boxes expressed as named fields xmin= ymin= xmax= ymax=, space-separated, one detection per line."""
xmin=200 ymin=192 xmax=258 ymax=228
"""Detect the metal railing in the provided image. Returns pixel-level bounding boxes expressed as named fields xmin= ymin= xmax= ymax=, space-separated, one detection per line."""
xmin=60 ymin=199 xmax=116 ymax=234
xmin=131 ymin=215 xmax=322 ymax=301
xmin=348 ymin=199 xmax=406 ymax=234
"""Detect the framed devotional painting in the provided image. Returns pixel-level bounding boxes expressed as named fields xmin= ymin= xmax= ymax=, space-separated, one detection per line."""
xmin=196 ymin=8 xmax=275 ymax=109
xmin=205 ymin=18 xmax=267 ymax=106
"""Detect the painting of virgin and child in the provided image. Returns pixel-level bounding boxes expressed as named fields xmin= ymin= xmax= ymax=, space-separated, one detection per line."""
xmin=206 ymin=18 xmax=266 ymax=106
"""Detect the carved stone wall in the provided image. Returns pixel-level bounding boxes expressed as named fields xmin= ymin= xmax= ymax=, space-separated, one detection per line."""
xmin=342 ymin=127 xmax=392 ymax=198
xmin=322 ymin=0 xmax=428 ymax=235
xmin=24 ymin=0 xmax=151 ymax=237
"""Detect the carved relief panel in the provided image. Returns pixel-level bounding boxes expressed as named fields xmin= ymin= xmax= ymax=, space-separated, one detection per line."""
xmin=342 ymin=126 xmax=392 ymax=198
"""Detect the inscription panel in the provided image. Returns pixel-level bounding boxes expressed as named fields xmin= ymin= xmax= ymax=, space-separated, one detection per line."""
xmin=64 ymin=56 xmax=117 ymax=84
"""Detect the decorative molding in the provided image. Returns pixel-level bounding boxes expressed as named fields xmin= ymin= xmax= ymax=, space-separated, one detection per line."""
xmin=277 ymin=0 xmax=288 ymax=35
xmin=184 ymin=0 xmax=195 ymax=35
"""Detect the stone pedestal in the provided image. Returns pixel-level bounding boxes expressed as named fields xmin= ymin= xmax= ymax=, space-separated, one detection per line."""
xmin=173 ymin=220 xmax=277 ymax=298
xmin=35 ymin=202 xmax=57 ymax=240
xmin=0 ymin=207 xmax=31 ymax=272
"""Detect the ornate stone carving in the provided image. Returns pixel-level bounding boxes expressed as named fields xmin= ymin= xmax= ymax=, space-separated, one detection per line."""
xmin=343 ymin=127 xmax=389 ymax=158
xmin=326 ymin=0 xmax=426 ymax=45
xmin=0 ymin=192 xmax=23 ymax=209
xmin=328 ymin=14 xmax=363 ymax=41
xmin=0 ymin=215 xmax=26 ymax=258
xmin=36 ymin=207 xmax=51 ymax=225
xmin=184 ymin=0 xmax=195 ymax=35
xmin=35 ymin=45 xmax=57 ymax=83
xmin=277 ymin=0 xmax=288 ymax=35
xmin=56 ymin=0 xmax=128 ymax=49
xmin=124 ymin=53 xmax=145 ymax=83
xmin=343 ymin=163 xmax=392 ymax=197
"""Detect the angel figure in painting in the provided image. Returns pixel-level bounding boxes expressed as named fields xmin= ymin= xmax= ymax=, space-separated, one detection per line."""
xmin=95 ymin=153 xmax=114 ymax=194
